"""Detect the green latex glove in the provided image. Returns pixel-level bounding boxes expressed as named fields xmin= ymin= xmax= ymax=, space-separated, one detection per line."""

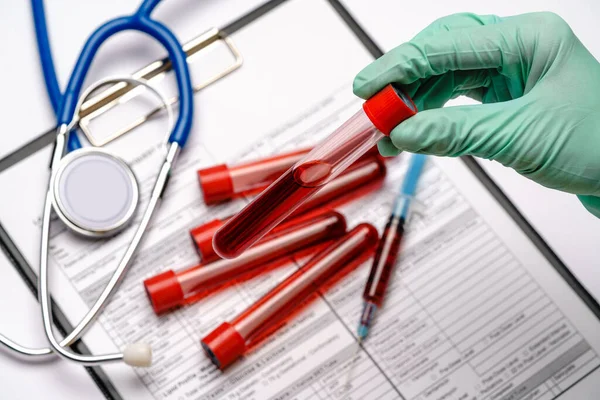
xmin=353 ymin=12 xmax=600 ymax=217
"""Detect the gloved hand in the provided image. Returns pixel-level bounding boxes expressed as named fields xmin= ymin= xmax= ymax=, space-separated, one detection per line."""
xmin=353 ymin=12 xmax=600 ymax=217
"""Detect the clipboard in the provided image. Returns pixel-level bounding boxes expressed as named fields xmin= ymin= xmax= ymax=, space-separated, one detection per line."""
xmin=0 ymin=1 xmax=598 ymax=399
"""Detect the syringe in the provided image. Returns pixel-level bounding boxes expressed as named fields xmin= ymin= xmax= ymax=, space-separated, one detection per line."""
xmin=357 ymin=154 xmax=427 ymax=342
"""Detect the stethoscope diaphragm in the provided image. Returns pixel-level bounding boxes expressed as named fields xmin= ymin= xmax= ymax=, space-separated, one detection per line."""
xmin=51 ymin=148 xmax=139 ymax=238
xmin=50 ymin=75 xmax=175 ymax=238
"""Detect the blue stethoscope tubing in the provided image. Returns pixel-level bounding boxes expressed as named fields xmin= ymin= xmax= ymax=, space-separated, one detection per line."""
xmin=0 ymin=0 xmax=194 ymax=367
xmin=32 ymin=0 xmax=193 ymax=151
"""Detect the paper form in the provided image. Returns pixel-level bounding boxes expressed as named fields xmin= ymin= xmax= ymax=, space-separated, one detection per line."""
xmin=0 ymin=0 xmax=599 ymax=399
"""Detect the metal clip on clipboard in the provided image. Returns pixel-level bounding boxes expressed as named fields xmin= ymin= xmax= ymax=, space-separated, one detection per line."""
xmin=77 ymin=28 xmax=243 ymax=147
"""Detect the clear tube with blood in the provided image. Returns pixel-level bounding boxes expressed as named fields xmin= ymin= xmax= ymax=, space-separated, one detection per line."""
xmin=213 ymin=84 xmax=416 ymax=258
xmin=201 ymin=223 xmax=379 ymax=369
xmin=197 ymin=148 xmax=312 ymax=204
xmin=197 ymin=146 xmax=381 ymax=206
xmin=144 ymin=211 xmax=346 ymax=314
xmin=189 ymin=156 xmax=386 ymax=262
xmin=292 ymin=155 xmax=386 ymax=215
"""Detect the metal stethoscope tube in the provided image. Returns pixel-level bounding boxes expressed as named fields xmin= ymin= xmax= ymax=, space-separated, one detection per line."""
xmin=0 ymin=0 xmax=195 ymax=367
xmin=7 ymin=0 xmax=196 ymax=366
xmin=0 ymin=75 xmax=178 ymax=367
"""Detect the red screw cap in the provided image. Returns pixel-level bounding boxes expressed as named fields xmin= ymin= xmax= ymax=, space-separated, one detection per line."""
xmin=197 ymin=164 xmax=234 ymax=205
xmin=190 ymin=219 xmax=226 ymax=263
xmin=362 ymin=84 xmax=417 ymax=136
xmin=143 ymin=270 xmax=185 ymax=314
xmin=201 ymin=322 xmax=246 ymax=370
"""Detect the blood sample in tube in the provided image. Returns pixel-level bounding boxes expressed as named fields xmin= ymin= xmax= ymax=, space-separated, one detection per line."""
xmin=189 ymin=156 xmax=385 ymax=261
xmin=213 ymin=84 xmax=416 ymax=258
xmin=197 ymin=146 xmax=381 ymax=206
xmin=291 ymin=156 xmax=386 ymax=216
xmin=197 ymin=148 xmax=312 ymax=204
xmin=144 ymin=211 xmax=347 ymax=314
xmin=201 ymin=223 xmax=379 ymax=369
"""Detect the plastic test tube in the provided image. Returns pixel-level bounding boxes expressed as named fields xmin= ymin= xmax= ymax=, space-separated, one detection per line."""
xmin=201 ymin=223 xmax=379 ymax=369
xmin=197 ymin=148 xmax=312 ymax=204
xmin=144 ymin=211 xmax=347 ymax=314
xmin=213 ymin=84 xmax=417 ymax=258
xmin=189 ymin=156 xmax=386 ymax=262
xmin=292 ymin=155 xmax=386 ymax=215
xmin=197 ymin=146 xmax=380 ymax=206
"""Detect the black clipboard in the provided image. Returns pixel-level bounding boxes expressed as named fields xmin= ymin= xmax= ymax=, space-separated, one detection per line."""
xmin=0 ymin=1 xmax=598 ymax=399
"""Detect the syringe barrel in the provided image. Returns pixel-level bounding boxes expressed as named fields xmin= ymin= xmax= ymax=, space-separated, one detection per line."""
xmin=363 ymin=215 xmax=404 ymax=306
xmin=213 ymin=84 xmax=415 ymax=259
xmin=144 ymin=211 xmax=347 ymax=314
xmin=197 ymin=148 xmax=312 ymax=204
xmin=189 ymin=156 xmax=385 ymax=262
xmin=201 ymin=223 xmax=379 ymax=369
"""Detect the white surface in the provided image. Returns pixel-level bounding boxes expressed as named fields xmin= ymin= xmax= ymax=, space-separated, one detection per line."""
xmin=341 ymin=0 xmax=600 ymax=301
xmin=0 ymin=0 xmax=269 ymax=159
xmin=0 ymin=253 xmax=104 ymax=400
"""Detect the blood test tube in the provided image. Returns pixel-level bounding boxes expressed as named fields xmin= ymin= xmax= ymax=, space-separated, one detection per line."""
xmin=144 ymin=211 xmax=346 ymax=314
xmin=190 ymin=219 xmax=225 ymax=263
xmin=197 ymin=148 xmax=312 ymax=204
xmin=189 ymin=156 xmax=385 ymax=262
xmin=358 ymin=154 xmax=426 ymax=340
xmin=189 ymin=212 xmax=322 ymax=264
xmin=291 ymin=156 xmax=386 ymax=216
xmin=197 ymin=146 xmax=381 ymax=206
xmin=213 ymin=84 xmax=416 ymax=258
xmin=201 ymin=223 xmax=379 ymax=369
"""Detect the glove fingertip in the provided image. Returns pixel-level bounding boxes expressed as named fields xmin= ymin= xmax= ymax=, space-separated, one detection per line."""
xmin=388 ymin=115 xmax=429 ymax=154
xmin=352 ymin=74 xmax=376 ymax=99
xmin=577 ymin=195 xmax=600 ymax=219
xmin=377 ymin=138 xmax=402 ymax=157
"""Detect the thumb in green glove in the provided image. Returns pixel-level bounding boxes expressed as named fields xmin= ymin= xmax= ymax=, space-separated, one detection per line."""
xmin=353 ymin=12 xmax=600 ymax=217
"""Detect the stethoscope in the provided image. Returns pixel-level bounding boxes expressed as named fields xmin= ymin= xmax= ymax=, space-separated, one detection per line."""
xmin=0 ymin=0 xmax=194 ymax=367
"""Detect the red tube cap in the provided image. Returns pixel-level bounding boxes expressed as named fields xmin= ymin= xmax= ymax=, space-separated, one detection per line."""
xmin=143 ymin=270 xmax=184 ymax=314
xmin=201 ymin=322 xmax=246 ymax=369
xmin=190 ymin=219 xmax=225 ymax=262
xmin=197 ymin=164 xmax=234 ymax=205
xmin=362 ymin=84 xmax=417 ymax=136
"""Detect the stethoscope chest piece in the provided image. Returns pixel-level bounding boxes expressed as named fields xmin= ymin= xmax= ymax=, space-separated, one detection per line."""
xmin=51 ymin=148 xmax=139 ymax=238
